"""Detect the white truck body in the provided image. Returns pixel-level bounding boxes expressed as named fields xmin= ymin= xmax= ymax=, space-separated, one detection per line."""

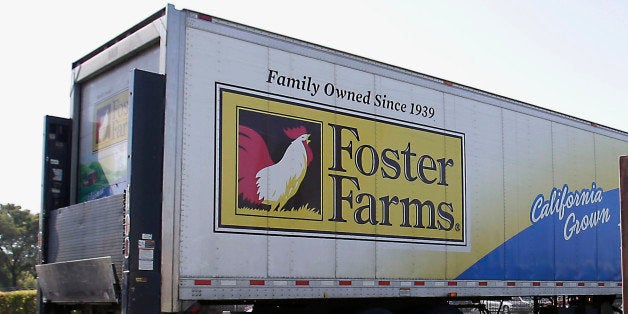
xmin=37 ymin=5 xmax=628 ymax=313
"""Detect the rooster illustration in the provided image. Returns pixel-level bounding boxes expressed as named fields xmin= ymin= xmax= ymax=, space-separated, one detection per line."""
xmin=238 ymin=125 xmax=314 ymax=211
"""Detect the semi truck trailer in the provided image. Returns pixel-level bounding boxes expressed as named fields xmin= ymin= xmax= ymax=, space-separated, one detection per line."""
xmin=37 ymin=4 xmax=628 ymax=313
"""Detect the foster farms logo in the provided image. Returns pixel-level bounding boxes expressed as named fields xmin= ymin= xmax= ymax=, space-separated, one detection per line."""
xmin=217 ymin=86 xmax=466 ymax=246
xmin=325 ymin=123 xmax=459 ymax=233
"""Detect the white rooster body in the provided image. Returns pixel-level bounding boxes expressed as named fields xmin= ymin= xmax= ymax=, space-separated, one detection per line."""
xmin=238 ymin=125 xmax=313 ymax=211
xmin=255 ymin=134 xmax=310 ymax=210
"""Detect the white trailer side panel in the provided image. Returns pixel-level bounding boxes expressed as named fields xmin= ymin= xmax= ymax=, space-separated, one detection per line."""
xmin=179 ymin=27 xmax=269 ymax=278
xmin=175 ymin=11 xmax=628 ymax=300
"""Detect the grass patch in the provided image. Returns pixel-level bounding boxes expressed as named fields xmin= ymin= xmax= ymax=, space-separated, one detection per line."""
xmin=237 ymin=203 xmax=321 ymax=220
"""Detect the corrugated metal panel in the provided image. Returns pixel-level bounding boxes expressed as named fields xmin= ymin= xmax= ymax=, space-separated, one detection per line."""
xmin=47 ymin=194 xmax=125 ymax=280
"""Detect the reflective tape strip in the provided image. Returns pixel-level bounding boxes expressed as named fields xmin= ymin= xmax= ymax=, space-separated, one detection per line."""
xmin=186 ymin=279 xmax=622 ymax=289
xmin=194 ymin=280 xmax=212 ymax=286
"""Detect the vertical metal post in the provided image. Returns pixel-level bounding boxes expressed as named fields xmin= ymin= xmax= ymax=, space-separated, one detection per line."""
xmin=122 ymin=69 xmax=166 ymax=314
xmin=620 ymin=156 xmax=628 ymax=311
xmin=39 ymin=116 xmax=72 ymax=314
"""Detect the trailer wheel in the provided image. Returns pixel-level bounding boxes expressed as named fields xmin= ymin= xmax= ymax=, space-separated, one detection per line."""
xmin=501 ymin=305 xmax=510 ymax=314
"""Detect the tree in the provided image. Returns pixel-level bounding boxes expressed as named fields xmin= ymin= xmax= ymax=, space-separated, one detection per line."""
xmin=0 ymin=204 xmax=38 ymax=290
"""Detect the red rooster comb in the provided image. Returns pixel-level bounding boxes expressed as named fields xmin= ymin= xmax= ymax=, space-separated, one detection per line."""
xmin=283 ymin=126 xmax=308 ymax=139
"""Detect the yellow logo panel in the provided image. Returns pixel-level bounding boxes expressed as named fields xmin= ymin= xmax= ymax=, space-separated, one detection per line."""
xmin=217 ymin=86 xmax=465 ymax=245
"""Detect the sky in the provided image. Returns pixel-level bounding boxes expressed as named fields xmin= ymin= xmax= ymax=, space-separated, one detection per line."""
xmin=0 ymin=1 xmax=626 ymax=213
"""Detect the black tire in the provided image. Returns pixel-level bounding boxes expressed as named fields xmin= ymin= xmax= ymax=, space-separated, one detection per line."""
xmin=501 ymin=305 xmax=510 ymax=314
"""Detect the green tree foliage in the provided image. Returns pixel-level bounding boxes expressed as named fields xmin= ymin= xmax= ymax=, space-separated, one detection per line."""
xmin=0 ymin=204 xmax=38 ymax=291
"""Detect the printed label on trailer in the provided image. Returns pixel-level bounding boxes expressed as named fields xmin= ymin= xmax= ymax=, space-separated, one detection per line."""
xmin=78 ymin=90 xmax=130 ymax=203
xmin=216 ymin=85 xmax=466 ymax=245
xmin=93 ymin=90 xmax=129 ymax=151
